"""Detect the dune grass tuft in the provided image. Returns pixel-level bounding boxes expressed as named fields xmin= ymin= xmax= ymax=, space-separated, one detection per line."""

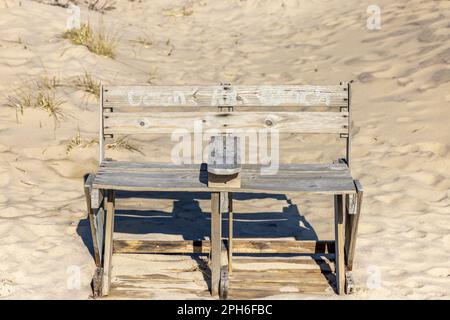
xmin=5 ymin=80 xmax=65 ymax=128
xmin=62 ymin=23 xmax=117 ymax=58
xmin=72 ymin=71 xmax=100 ymax=98
xmin=35 ymin=91 xmax=65 ymax=126
xmin=66 ymin=127 xmax=97 ymax=154
xmin=36 ymin=74 xmax=62 ymax=90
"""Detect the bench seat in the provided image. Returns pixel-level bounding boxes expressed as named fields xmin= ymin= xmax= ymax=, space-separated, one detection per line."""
xmin=92 ymin=160 xmax=357 ymax=194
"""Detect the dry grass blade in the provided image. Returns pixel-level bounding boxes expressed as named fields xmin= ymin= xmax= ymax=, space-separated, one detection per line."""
xmin=162 ymin=6 xmax=194 ymax=17
xmin=37 ymin=74 xmax=62 ymax=90
xmin=5 ymin=88 xmax=33 ymax=122
xmin=88 ymin=0 xmax=116 ymax=12
xmin=106 ymin=136 xmax=144 ymax=155
xmin=129 ymin=35 xmax=153 ymax=48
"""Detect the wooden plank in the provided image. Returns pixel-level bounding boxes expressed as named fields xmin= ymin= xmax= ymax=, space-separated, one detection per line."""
xmin=228 ymin=287 xmax=329 ymax=299
xmin=96 ymin=170 xmax=351 ymax=180
xmin=103 ymin=85 xmax=348 ymax=108
xmin=334 ymin=194 xmax=345 ymax=295
xmin=93 ymin=161 xmax=355 ymax=193
xmin=230 ymin=269 xmax=332 ymax=279
xmin=103 ymin=111 xmax=349 ymax=135
xmin=93 ymin=175 xmax=356 ymax=194
xmin=232 ymin=257 xmax=334 ymax=269
xmin=113 ymin=239 xmax=335 ymax=254
xmin=99 ymin=160 xmax=350 ymax=172
xmin=94 ymin=163 xmax=354 ymax=192
xmin=113 ymin=273 xmax=209 ymax=284
xmin=210 ymin=192 xmax=221 ymax=296
xmin=230 ymin=280 xmax=329 ymax=291
xmin=228 ymin=265 xmax=332 ymax=297
xmin=102 ymin=190 xmax=115 ymax=296
xmin=345 ymin=180 xmax=363 ymax=270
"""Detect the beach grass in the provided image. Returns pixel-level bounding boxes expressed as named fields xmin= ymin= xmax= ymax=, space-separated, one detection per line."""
xmin=62 ymin=23 xmax=117 ymax=58
xmin=72 ymin=71 xmax=101 ymax=99
xmin=5 ymin=81 xmax=65 ymax=128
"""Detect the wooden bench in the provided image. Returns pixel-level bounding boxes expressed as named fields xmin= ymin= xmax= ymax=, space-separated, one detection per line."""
xmin=84 ymin=83 xmax=363 ymax=298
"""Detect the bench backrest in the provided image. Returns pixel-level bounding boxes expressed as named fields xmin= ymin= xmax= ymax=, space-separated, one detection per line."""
xmin=99 ymin=83 xmax=352 ymax=166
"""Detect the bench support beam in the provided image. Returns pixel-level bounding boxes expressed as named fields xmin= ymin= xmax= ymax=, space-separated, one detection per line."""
xmin=345 ymin=180 xmax=363 ymax=270
xmin=210 ymin=192 xmax=222 ymax=296
xmin=101 ymin=190 xmax=115 ymax=296
xmin=334 ymin=194 xmax=345 ymax=295
xmin=228 ymin=192 xmax=233 ymax=275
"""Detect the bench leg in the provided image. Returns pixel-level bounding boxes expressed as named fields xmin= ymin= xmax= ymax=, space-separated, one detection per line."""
xmin=228 ymin=192 xmax=233 ymax=275
xmin=334 ymin=194 xmax=345 ymax=295
xmin=83 ymin=174 xmax=102 ymax=267
xmin=101 ymin=190 xmax=115 ymax=296
xmin=345 ymin=181 xmax=364 ymax=270
xmin=210 ymin=192 xmax=222 ymax=296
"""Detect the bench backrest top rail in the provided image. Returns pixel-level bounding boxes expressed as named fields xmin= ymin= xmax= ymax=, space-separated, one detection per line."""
xmin=103 ymin=84 xmax=348 ymax=108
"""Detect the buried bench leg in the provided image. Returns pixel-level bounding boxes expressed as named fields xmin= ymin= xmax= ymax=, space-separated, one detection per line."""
xmin=334 ymin=194 xmax=345 ymax=295
xmin=101 ymin=190 xmax=116 ymax=296
xmin=210 ymin=192 xmax=222 ymax=296
xmin=345 ymin=180 xmax=364 ymax=271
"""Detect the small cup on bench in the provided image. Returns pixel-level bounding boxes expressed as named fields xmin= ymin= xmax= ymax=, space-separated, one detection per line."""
xmin=207 ymin=135 xmax=241 ymax=188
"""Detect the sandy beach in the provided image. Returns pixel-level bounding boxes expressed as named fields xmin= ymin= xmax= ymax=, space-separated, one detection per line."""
xmin=0 ymin=0 xmax=449 ymax=299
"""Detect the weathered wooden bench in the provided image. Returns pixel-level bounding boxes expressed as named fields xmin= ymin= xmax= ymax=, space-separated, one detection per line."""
xmin=84 ymin=83 xmax=363 ymax=298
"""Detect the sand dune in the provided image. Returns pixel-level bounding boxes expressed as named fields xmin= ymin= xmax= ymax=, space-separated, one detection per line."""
xmin=0 ymin=0 xmax=449 ymax=299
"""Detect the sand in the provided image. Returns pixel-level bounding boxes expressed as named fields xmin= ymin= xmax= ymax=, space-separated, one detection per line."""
xmin=0 ymin=0 xmax=449 ymax=299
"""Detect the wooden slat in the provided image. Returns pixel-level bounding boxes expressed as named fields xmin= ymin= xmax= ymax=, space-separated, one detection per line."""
xmin=228 ymin=287 xmax=329 ymax=298
xmin=93 ymin=161 xmax=355 ymax=194
xmin=100 ymin=161 xmax=350 ymax=172
xmin=103 ymin=111 xmax=349 ymax=135
xmin=113 ymin=239 xmax=335 ymax=254
xmin=232 ymin=256 xmax=334 ymax=268
xmin=94 ymin=174 xmax=355 ymax=194
xmin=103 ymin=85 xmax=348 ymax=108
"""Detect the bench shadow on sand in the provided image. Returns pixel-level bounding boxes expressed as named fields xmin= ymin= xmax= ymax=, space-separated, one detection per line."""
xmin=76 ymin=191 xmax=335 ymax=293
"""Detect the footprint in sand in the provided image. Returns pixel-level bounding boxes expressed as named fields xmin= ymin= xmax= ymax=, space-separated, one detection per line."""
xmin=401 ymin=229 xmax=427 ymax=239
xmin=408 ymin=171 xmax=441 ymax=186
xmin=431 ymin=69 xmax=450 ymax=85
xmin=388 ymin=269 xmax=407 ymax=276
xmin=395 ymin=117 xmax=413 ymax=123
xmin=0 ymin=279 xmax=14 ymax=297
xmin=358 ymin=223 xmax=383 ymax=235
xmin=417 ymin=142 xmax=448 ymax=156
xmin=425 ymin=267 xmax=449 ymax=278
